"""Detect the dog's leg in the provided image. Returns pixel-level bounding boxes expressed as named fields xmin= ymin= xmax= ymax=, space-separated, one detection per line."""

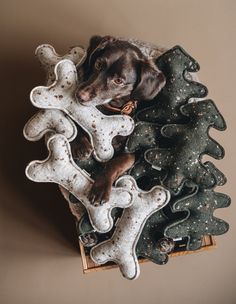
xmin=71 ymin=126 xmax=94 ymax=160
xmin=89 ymin=153 xmax=135 ymax=205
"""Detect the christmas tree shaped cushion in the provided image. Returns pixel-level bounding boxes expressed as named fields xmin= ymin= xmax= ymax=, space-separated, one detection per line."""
xmin=145 ymin=99 xmax=226 ymax=194
xmin=164 ymin=162 xmax=230 ymax=250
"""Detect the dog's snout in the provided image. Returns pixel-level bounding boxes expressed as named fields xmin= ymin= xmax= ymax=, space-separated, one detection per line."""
xmin=77 ymin=90 xmax=90 ymax=101
xmin=77 ymin=88 xmax=92 ymax=102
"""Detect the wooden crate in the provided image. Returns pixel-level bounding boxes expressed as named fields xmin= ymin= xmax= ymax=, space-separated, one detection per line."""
xmin=79 ymin=235 xmax=216 ymax=274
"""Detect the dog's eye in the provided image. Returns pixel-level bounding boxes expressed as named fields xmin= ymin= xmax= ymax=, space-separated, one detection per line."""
xmin=95 ymin=60 xmax=103 ymax=70
xmin=113 ymin=78 xmax=125 ymax=85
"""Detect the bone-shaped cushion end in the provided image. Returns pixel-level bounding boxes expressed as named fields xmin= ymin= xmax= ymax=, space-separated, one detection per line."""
xmin=30 ymin=86 xmax=49 ymax=109
xmin=115 ymin=175 xmax=138 ymax=191
xmin=23 ymin=110 xmax=77 ymax=142
xmin=91 ymin=243 xmax=140 ymax=280
xmin=35 ymin=44 xmax=86 ymax=68
xmin=25 ymin=134 xmax=72 ymax=183
xmin=25 ymin=160 xmax=48 ymax=183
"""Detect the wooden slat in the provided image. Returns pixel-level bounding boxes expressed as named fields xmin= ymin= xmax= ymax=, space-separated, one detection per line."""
xmin=79 ymin=235 xmax=216 ymax=274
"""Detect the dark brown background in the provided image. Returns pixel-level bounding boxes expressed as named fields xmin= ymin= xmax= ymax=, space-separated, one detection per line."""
xmin=0 ymin=0 xmax=235 ymax=303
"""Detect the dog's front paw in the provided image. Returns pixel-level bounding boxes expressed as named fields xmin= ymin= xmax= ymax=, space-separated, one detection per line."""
xmin=72 ymin=136 xmax=93 ymax=160
xmin=88 ymin=177 xmax=112 ymax=206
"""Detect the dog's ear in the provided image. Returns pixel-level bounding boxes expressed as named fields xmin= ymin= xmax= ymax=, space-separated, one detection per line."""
xmin=131 ymin=61 xmax=166 ymax=101
xmin=83 ymin=35 xmax=116 ymax=76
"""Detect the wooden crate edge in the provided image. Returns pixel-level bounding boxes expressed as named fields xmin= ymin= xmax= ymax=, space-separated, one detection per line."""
xmin=79 ymin=235 xmax=216 ymax=274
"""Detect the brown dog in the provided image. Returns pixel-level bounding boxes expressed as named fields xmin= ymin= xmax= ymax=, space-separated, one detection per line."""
xmin=74 ymin=35 xmax=166 ymax=205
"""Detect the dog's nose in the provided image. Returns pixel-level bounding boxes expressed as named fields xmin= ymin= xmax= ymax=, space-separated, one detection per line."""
xmin=77 ymin=89 xmax=91 ymax=102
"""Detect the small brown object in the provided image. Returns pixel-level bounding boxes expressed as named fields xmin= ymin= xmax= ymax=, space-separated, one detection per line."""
xmin=156 ymin=237 xmax=175 ymax=254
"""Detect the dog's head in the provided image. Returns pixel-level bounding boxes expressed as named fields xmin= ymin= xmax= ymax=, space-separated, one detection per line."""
xmin=76 ymin=35 xmax=166 ymax=106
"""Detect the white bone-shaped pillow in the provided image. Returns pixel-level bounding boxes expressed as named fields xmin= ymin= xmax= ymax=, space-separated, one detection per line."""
xmin=30 ymin=59 xmax=134 ymax=162
xmin=24 ymin=44 xmax=87 ymax=142
xmin=25 ymin=134 xmax=134 ymax=233
xmin=90 ymin=176 xmax=170 ymax=280
xmin=23 ymin=109 xmax=77 ymax=142
xmin=35 ymin=44 xmax=87 ymax=84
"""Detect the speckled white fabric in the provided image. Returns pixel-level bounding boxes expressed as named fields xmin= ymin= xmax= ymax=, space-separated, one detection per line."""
xmin=23 ymin=109 xmax=77 ymax=142
xmin=24 ymin=44 xmax=87 ymax=141
xmin=25 ymin=134 xmax=134 ymax=233
xmin=30 ymin=59 xmax=134 ymax=162
xmin=35 ymin=44 xmax=86 ymax=85
xmin=90 ymin=176 xmax=170 ymax=280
